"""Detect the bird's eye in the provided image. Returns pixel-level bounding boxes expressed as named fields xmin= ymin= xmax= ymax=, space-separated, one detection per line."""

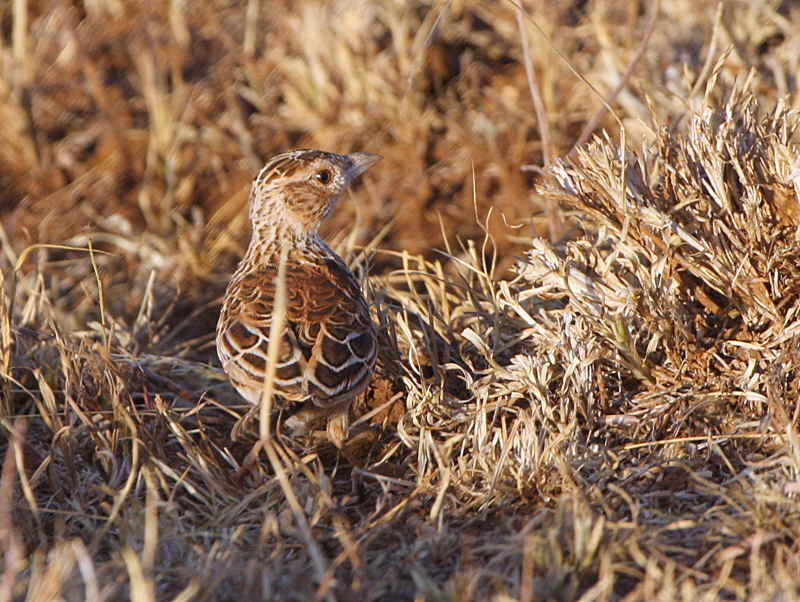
xmin=316 ymin=169 xmax=332 ymax=184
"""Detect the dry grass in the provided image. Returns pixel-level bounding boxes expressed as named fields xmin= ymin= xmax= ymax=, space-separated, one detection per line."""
xmin=2 ymin=0 xmax=800 ymax=600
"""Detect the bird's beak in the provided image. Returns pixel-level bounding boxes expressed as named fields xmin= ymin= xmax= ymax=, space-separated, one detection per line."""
xmin=346 ymin=152 xmax=382 ymax=179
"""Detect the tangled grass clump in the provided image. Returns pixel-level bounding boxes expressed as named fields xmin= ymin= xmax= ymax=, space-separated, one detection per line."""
xmin=2 ymin=1 xmax=800 ymax=600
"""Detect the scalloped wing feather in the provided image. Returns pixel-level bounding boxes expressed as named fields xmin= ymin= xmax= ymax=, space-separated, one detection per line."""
xmin=216 ymin=253 xmax=377 ymax=409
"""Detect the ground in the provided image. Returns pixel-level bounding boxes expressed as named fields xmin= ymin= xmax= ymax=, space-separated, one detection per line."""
xmin=1 ymin=1 xmax=800 ymax=600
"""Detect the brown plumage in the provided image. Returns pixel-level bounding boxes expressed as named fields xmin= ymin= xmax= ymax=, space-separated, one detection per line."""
xmin=216 ymin=149 xmax=380 ymax=446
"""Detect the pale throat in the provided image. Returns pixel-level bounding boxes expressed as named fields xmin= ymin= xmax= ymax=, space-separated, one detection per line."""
xmin=243 ymin=182 xmax=338 ymax=262
xmin=245 ymin=210 xmax=325 ymax=262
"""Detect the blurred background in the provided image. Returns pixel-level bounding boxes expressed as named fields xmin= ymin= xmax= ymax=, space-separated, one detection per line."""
xmin=2 ymin=2 xmax=800 ymax=599
xmin=3 ymin=0 xmax=796 ymax=279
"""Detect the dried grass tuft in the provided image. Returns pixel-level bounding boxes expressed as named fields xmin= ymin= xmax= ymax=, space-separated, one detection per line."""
xmin=2 ymin=1 xmax=800 ymax=600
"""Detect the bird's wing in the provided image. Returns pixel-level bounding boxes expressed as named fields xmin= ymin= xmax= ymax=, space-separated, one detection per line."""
xmin=217 ymin=256 xmax=376 ymax=407
xmin=284 ymin=256 xmax=377 ymax=406
xmin=216 ymin=266 xmax=307 ymax=405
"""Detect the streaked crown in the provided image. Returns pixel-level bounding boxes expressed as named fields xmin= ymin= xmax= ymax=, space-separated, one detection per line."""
xmin=249 ymin=149 xmax=380 ymax=235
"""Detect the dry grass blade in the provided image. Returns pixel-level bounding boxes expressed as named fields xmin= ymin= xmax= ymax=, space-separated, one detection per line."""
xmin=515 ymin=2 xmax=551 ymax=167
xmin=0 ymin=420 xmax=26 ymax=601
xmin=569 ymin=0 xmax=660 ymax=155
xmin=258 ymin=245 xmax=289 ymax=442
xmin=3 ymin=1 xmax=800 ymax=600
xmin=0 ymin=268 xmax=12 ymax=417
xmin=251 ymin=245 xmax=334 ymax=600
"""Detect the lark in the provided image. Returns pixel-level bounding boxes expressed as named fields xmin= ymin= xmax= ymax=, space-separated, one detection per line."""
xmin=216 ymin=149 xmax=380 ymax=447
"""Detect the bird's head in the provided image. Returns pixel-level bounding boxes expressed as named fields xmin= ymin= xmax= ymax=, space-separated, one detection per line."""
xmin=249 ymin=149 xmax=380 ymax=240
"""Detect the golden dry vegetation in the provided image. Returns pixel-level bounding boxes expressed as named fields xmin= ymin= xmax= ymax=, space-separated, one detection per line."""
xmin=2 ymin=1 xmax=800 ymax=600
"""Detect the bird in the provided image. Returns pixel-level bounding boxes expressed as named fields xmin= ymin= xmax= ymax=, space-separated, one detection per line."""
xmin=216 ymin=149 xmax=380 ymax=448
